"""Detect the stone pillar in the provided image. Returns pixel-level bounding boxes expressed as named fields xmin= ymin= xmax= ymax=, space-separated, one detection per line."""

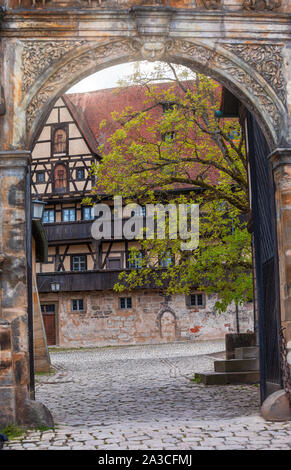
xmin=0 ymin=150 xmax=53 ymax=428
xmin=269 ymin=148 xmax=291 ymax=345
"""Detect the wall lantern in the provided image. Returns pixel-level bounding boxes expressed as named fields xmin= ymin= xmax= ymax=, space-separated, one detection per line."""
xmin=32 ymin=198 xmax=47 ymax=220
xmin=51 ymin=282 xmax=61 ymax=292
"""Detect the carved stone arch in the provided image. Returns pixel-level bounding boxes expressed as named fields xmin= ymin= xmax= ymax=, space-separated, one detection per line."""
xmin=157 ymin=306 xmax=179 ymax=341
xmin=167 ymin=40 xmax=287 ymax=149
xmin=22 ymin=37 xmax=287 ymax=150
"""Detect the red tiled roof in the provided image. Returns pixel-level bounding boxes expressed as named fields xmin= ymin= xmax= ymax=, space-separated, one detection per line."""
xmin=65 ymin=81 xmax=225 ymax=187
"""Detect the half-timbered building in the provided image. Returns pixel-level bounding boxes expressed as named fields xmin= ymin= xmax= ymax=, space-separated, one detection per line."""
xmin=31 ymin=85 xmax=253 ymax=348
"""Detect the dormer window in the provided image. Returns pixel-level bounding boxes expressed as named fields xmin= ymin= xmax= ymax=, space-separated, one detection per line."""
xmin=53 ymin=127 xmax=67 ymax=154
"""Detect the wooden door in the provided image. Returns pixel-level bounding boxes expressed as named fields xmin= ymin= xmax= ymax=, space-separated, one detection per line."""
xmin=41 ymin=304 xmax=56 ymax=346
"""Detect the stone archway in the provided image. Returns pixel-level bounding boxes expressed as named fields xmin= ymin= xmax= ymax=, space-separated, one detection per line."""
xmin=1 ymin=3 xmax=291 ymax=426
xmin=20 ymin=37 xmax=286 ymax=151
xmin=157 ymin=306 xmax=179 ymax=342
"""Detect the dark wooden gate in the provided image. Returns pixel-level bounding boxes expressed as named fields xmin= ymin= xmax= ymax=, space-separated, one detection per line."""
xmin=247 ymin=112 xmax=282 ymax=402
xmin=41 ymin=304 xmax=56 ymax=346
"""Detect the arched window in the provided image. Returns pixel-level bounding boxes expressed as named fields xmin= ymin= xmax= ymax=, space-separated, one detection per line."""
xmin=53 ymin=164 xmax=67 ymax=192
xmin=53 ymin=128 xmax=67 ymax=154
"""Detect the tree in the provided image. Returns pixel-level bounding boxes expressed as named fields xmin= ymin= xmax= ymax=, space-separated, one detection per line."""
xmin=84 ymin=63 xmax=253 ymax=312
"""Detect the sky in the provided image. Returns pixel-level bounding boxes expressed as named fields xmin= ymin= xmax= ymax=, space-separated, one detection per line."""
xmin=66 ymin=61 xmax=194 ymax=94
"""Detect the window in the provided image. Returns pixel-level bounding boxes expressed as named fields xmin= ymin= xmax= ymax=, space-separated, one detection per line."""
xmin=76 ymin=168 xmax=85 ymax=180
xmin=162 ymin=131 xmax=175 ymax=143
xmin=53 ymin=164 xmax=67 ymax=192
xmin=162 ymin=103 xmax=175 ymax=113
xmin=62 ymin=208 xmax=76 ymax=222
xmin=36 ymin=171 xmax=45 ymax=183
xmin=82 ymin=206 xmax=94 ymax=221
xmin=106 ymin=258 xmax=121 ymax=270
xmin=160 ymin=252 xmax=174 ymax=268
xmin=119 ymin=297 xmax=132 ymax=309
xmin=53 ymin=128 xmax=67 ymax=154
xmin=71 ymin=299 xmax=84 ymax=312
xmin=42 ymin=209 xmax=55 ymax=224
xmin=132 ymin=206 xmax=146 ymax=217
xmin=41 ymin=304 xmax=55 ymax=314
xmin=128 ymin=252 xmax=143 ymax=269
xmin=71 ymin=255 xmax=87 ymax=272
xmin=187 ymin=293 xmax=205 ymax=308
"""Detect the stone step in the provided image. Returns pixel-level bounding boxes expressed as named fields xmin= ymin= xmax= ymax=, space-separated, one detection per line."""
xmin=193 ymin=371 xmax=260 ymax=386
xmin=214 ymin=358 xmax=259 ymax=373
xmin=234 ymin=346 xmax=259 ymax=360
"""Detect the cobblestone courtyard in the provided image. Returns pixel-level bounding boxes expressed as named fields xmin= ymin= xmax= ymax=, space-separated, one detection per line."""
xmin=5 ymin=340 xmax=291 ymax=450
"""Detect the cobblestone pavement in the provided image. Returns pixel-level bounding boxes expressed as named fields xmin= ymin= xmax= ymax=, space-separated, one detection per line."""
xmin=5 ymin=340 xmax=291 ymax=450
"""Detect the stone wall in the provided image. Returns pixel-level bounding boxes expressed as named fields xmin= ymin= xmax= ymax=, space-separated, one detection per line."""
xmin=39 ymin=289 xmax=254 ymax=347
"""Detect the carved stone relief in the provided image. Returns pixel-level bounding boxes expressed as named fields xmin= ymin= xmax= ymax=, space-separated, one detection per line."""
xmin=200 ymin=0 xmax=222 ymax=9
xmin=243 ymin=0 xmax=281 ymax=10
xmin=24 ymin=40 xmax=139 ymax=133
xmin=22 ymin=38 xmax=286 ymax=147
xmin=9 ymin=0 xmax=283 ymax=10
xmin=131 ymin=37 xmax=173 ymax=61
xmin=21 ymin=41 xmax=88 ymax=94
xmin=168 ymin=40 xmax=285 ymax=142
xmin=223 ymin=44 xmax=286 ymax=105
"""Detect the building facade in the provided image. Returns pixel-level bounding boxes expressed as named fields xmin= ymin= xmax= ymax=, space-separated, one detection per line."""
xmin=32 ymin=87 xmax=254 ymax=348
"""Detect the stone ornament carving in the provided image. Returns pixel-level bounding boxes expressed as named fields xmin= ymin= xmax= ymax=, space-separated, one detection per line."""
xmin=11 ymin=0 xmax=285 ymax=10
xmin=21 ymin=40 xmax=88 ymax=94
xmin=25 ymin=39 xmax=139 ymax=133
xmin=243 ymin=0 xmax=281 ymax=10
xmin=0 ymin=253 xmax=7 ymax=274
xmin=24 ymin=38 xmax=285 ymax=147
xmin=214 ymin=54 xmax=281 ymax=131
xmin=168 ymin=40 xmax=284 ymax=138
xmin=131 ymin=37 xmax=173 ymax=61
xmin=224 ymin=44 xmax=286 ymax=105
xmin=201 ymin=0 xmax=222 ymax=9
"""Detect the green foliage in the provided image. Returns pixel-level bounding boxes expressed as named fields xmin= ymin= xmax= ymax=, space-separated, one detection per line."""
xmin=0 ymin=423 xmax=55 ymax=441
xmin=192 ymin=374 xmax=202 ymax=384
xmin=88 ymin=64 xmax=252 ymax=312
xmin=0 ymin=424 xmax=25 ymax=440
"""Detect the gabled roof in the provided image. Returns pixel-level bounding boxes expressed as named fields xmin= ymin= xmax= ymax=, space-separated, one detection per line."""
xmin=63 ymin=94 xmax=100 ymax=156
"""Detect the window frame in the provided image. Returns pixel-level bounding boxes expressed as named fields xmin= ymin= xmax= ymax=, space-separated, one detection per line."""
xmin=42 ymin=209 xmax=55 ymax=224
xmin=71 ymin=298 xmax=84 ymax=312
xmin=53 ymin=162 xmax=68 ymax=193
xmin=162 ymin=102 xmax=175 ymax=114
xmin=71 ymin=254 xmax=87 ymax=272
xmin=128 ymin=251 xmax=143 ymax=270
xmin=62 ymin=207 xmax=76 ymax=222
xmin=159 ymin=252 xmax=174 ymax=268
xmin=119 ymin=297 xmax=132 ymax=310
xmin=36 ymin=171 xmax=45 ymax=184
xmin=132 ymin=206 xmax=146 ymax=217
xmin=82 ymin=206 xmax=95 ymax=221
xmin=76 ymin=168 xmax=85 ymax=181
xmin=106 ymin=257 xmax=122 ymax=270
xmin=161 ymin=131 xmax=175 ymax=143
xmin=186 ymin=293 xmax=206 ymax=309
xmin=52 ymin=125 xmax=68 ymax=155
